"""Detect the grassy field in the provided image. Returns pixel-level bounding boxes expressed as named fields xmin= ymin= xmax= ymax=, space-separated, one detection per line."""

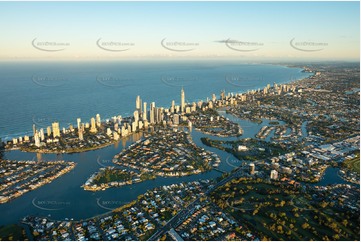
xmin=211 ymin=179 xmax=359 ymax=241
xmin=201 ymin=137 xmax=288 ymax=161
xmin=93 ymin=168 xmax=135 ymax=185
xmin=0 ymin=224 xmax=27 ymax=241
xmin=343 ymin=152 xmax=360 ymax=173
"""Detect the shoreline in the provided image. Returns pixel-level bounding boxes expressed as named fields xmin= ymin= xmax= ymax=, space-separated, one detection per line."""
xmin=0 ymin=66 xmax=318 ymax=224
xmin=2 ymin=66 xmax=313 ymax=155
xmin=0 ymin=64 xmax=312 ymax=143
xmin=0 ymin=160 xmax=76 ymax=204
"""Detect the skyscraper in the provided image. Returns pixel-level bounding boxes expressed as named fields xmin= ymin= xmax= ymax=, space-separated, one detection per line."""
xmin=181 ymin=87 xmax=185 ymax=113
xmin=171 ymin=100 xmax=175 ymax=113
xmin=134 ymin=110 xmax=139 ymax=124
xmin=150 ymin=108 xmax=154 ymax=124
xmin=220 ymin=90 xmax=225 ymax=100
xmin=32 ymin=124 xmax=36 ymax=137
xmin=96 ymin=114 xmax=101 ymax=127
xmin=52 ymin=122 xmax=60 ymax=138
xmin=150 ymin=102 xmax=156 ymax=124
xmin=157 ymin=107 xmax=164 ymax=123
xmin=173 ymin=114 xmax=179 ymax=125
xmin=47 ymin=126 xmax=51 ymax=137
xmin=136 ymin=95 xmax=141 ymax=110
xmin=78 ymin=127 xmax=84 ymax=140
xmin=77 ymin=118 xmax=81 ymax=129
xmin=90 ymin=118 xmax=97 ymax=133
xmin=39 ymin=128 xmax=45 ymax=141
xmin=132 ymin=121 xmax=137 ymax=132
xmin=143 ymin=102 xmax=147 ymax=121
xmin=34 ymin=131 xmax=40 ymax=147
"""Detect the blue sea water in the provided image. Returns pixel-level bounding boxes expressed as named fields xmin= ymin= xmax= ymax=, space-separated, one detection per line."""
xmin=0 ymin=61 xmax=354 ymax=227
xmin=0 ymin=60 xmax=311 ymax=140
xmin=0 ymin=61 xmax=321 ymax=226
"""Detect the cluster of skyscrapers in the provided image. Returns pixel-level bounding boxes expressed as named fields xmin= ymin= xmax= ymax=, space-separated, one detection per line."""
xmin=12 ymin=88 xmax=190 ymax=147
xmin=18 ymin=122 xmax=62 ymax=147
xmin=9 ymin=83 xmax=299 ymax=148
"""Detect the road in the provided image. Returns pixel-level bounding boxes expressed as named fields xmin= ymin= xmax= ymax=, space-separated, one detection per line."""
xmin=148 ymin=166 xmax=247 ymax=241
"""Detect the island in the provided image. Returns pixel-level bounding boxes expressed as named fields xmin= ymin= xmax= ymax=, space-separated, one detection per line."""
xmin=82 ymin=127 xmax=220 ymax=191
xmin=0 ymin=159 xmax=75 ymax=203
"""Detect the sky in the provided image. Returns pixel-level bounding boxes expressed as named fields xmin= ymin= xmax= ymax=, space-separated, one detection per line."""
xmin=0 ymin=1 xmax=359 ymax=62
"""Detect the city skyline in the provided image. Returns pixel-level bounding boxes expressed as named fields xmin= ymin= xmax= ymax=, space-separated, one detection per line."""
xmin=1 ymin=62 xmax=359 ymax=241
xmin=0 ymin=1 xmax=359 ymax=61
xmin=0 ymin=2 xmax=359 ymax=241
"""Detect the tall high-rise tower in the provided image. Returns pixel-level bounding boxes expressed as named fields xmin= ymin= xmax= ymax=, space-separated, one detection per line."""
xmin=220 ymin=90 xmax=225 ymax=100
xmin=150 ymin=102 xmax=156 ymax=124
xmin=171 ymin=100 xmax=175 ymax=113
xmin=134 ymin=110 xmax=139 ymax=123
xmin=90 ymin=118 xmax=97 ymax=133
xmin=52 ymin=122 xmax=60 ymax=138
xmin=32 ymin=124 xmax=36 ymax=137
xmin=78 ymin=127 xmax=84 ymax=140
xmin=136 ymin=95 xmax=141 ymax=111
xmin=143 ymin=102 xmax=147 ymax=121
xmin=181 ymin=87 xmax=185 ymax=113
xmin=47 ymin=126 xmax=52 ymax=137
xmin=34 ymin=131 xmax=40 ymax=147
xmin=77 ymin=118 xmax=81 ymax=129
xmin=96 ymin=114 xmax=101 ymax=127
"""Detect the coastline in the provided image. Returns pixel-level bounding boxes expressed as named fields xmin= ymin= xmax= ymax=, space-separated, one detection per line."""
xmin=0 ymin=65 xmax=318 ymax=225
xmin=0 ymin=64 xmax=312 ymax=143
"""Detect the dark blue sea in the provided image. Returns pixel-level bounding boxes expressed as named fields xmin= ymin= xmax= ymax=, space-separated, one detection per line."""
xmin=0 ymin=60 xmax=310 ymax=140
xmin=0 ymin=60 xmax=325 ymax=226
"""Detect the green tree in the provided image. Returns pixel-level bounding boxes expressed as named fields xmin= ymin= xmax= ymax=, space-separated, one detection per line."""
xmin=301 ymin=223 xmax=310 ymax=230
xmin=342 ymin=219 xmax=348 ymax=227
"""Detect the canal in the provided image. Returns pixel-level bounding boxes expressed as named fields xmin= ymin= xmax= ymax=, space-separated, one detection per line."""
xmin=0 ymin=112 xmax=354 ymax=225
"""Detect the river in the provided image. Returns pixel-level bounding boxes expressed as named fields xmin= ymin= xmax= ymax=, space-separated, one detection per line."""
xmin=0 ymin=112 xmax=353 ymax=226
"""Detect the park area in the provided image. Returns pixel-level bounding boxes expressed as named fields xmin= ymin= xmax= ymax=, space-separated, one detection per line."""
xmin=210 ymin=178 xmax=359 ymax=241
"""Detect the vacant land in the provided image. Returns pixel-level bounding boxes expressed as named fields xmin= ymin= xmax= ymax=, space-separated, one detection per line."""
xmin=343 ymin=152 xmax=360 ymax=173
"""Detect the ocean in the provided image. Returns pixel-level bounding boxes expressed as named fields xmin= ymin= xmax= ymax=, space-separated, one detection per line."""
xmin=1 ymin=61 xmax=354 ymax=226
xmin=0 ymin=60 xmax=311 ymax=140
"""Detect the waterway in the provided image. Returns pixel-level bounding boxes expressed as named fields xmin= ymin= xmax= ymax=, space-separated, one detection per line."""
xmin=0 ymin=112 xmax=353 ymax=226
